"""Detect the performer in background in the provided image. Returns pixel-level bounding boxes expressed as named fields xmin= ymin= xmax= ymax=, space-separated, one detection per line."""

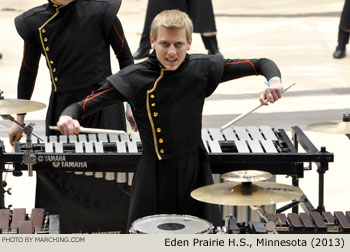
xmin=8 ymin=0 xmax=134 ymax=233
xmin=333 ymin=0 xmax=350 ymax=59
xmin=56 ymin=9 xmax=283 ymax=230
xmin=133 ymin=0 xmax=221 ymax=59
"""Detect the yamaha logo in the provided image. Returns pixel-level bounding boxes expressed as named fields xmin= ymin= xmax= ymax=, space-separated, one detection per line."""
xmin=52 ymin=162 xmax=60 ymax=168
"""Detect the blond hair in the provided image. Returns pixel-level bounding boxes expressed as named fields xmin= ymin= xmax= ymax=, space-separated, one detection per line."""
xmin=150 ymin=9 xmax=193 ymax=41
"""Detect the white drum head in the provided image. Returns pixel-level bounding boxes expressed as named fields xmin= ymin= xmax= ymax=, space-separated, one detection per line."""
xmin=130 ymin=214 xmax=213 ymax=234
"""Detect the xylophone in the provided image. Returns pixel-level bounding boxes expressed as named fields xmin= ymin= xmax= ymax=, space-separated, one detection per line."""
xmin=223 ymin=211 xmax=350 ymax=234
xmin=0 ymin=208 xmax=60 ymax=234
xmin=0 ymin=126 xmax=334 ymax=212
xmin=264 ymin=211 xmax=350 ymax=234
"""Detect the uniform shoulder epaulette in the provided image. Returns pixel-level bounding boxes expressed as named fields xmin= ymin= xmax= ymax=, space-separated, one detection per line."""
xmin=120 ymin=62 xmax=146 ymax=77
xmin=105 ymin=0 xmax=122 ymax=16
xmin=189 ymin=54 xmax=224 ymax=63
xmin=17 ymin=4 xmax=47 ymax=20
xmin=189 ymin=54 xmax=210 ymax=62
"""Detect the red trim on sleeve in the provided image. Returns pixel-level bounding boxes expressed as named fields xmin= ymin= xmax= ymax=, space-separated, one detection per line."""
xmin=224 ymin=60 xmax=258 ymax=75
xmin=82 ymin=87 xmax=115 ymax=111
xmin=22 ymin=43 xmax=37 ymax=73
xmin=112 ymin=22 xmax=125 ymax=56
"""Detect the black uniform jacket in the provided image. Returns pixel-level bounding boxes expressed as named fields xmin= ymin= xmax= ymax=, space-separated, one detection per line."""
xmin=62 ymin=52 xmax=281 ymax=228
xmin=63 ymin=52 xmax=281 ymax=160
xmin=14 ymin=0 xmax=135 ymax=233
xmin=15 ymin=0 xmax=133 ymax=97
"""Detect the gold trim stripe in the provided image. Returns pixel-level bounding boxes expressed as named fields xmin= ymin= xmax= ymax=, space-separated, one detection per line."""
xmin=146 ymin=69 xmax=166 ymax=160
xmin=38 ymin=6 xmax=64 ymax=92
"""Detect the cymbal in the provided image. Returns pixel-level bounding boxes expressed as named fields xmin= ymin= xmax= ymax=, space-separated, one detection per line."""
xmin=306 ymin=120 xmax=350 ymax=134
xmin=306 ymin=121 xmax=350 ymax=134
xmin=221 ymin=170 xmax=272 ymax=182
xmin=0 ymin=99 xmax=46 ymax=115
xmin=191 ymin=181 xmax=303 ymax=206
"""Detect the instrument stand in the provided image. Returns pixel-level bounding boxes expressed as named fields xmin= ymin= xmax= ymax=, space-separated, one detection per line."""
xmin=292 ymin=126 xmax=330 ymax=213
xmin=1 ymin=114 xmax=43 ymax=142
xmin=0 ymin=178 xmax=5 ymax=209
xmin=21 ymin=123 xmax=37 ymax=177
xmin=250 ymin=206 xmax=278 ymax=234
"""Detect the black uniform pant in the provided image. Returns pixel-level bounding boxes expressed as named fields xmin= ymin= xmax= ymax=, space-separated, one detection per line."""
xmin=139 ymin=0 xmax=217 ymax=49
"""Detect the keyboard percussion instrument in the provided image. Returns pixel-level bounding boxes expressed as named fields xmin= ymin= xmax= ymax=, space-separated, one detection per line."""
xmin=0 ymin=208 xmax=59 ymax=234
xmin=2 ymin=92 xmax=349 ymax=235
xmin=1 ymin=125 xmax=334 ymax=214
xmin=265 ymin=211 xmax=350 ymax=233
xmin=0 ymin=93 xmax=339 ymax=233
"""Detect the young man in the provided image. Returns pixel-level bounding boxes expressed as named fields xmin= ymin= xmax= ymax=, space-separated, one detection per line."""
xmin=8 ymin=0 xmax=134 ymax=233
xmin=57 ymin=9 xmax=283 ymax=230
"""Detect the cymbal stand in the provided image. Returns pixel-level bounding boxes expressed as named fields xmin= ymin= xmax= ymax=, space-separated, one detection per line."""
xmin=20 ymin=123 xmax=37 ymax=177
xmin=1 ymin=114 xmax=43 ymax=142
xmin=250 ymin=205 xmax=278 ymax=234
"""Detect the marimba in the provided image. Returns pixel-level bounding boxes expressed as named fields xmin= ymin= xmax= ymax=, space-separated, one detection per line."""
xmin=0 ymin=208 xmax=59 ymax=234
xmin=265 ymin=211 xmax=350 ymax=233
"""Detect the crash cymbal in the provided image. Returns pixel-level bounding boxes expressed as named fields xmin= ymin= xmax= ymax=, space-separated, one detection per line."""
xmin=191 ymin=181 xmax=303 ymax=206
xmin=0 ymin=98 xmax=46 ymax=115
xmin=306 ymin=120 xmax=350 ymax=134
xmin=221 ymin=170 xmax=272 ymax=182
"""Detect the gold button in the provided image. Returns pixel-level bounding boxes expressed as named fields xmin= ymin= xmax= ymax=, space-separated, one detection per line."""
xmin=160 ymin=149 xmax=165 ymax=154
xmin=53 ymin=68 xmax=56 ymax=72
xmin=50 ymin=60 xmax=54 ymax=64
xmin=159 ymin=138 xmax=163 ymax=143
xmin=44 ymin=37 xmax=48 ymax=42
xmin=153 ymin=112 xmax=158 ymax=117
xmin=42 ymin=29 xmax=46 ymax=33
xmin=150 ymin=94 xmax=155 ymax=99
xmin=45 ymin=47 xmax=49 ymax=51
xmin=54 ymin=77 xmax=58 ymax=81
xmin=151 ymin=103 xmax=156 ymax=107
xmin=156 ymin=128 xmax=161 ymax=133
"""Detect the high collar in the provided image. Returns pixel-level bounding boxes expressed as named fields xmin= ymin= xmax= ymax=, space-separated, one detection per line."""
xmin=48 ymin=0 xmax=80 ymax=8
xmin=147 ymin=50 xmax=190 ymax=72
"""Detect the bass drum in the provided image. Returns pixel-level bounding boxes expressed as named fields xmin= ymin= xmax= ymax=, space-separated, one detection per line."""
xmin=129 ymin=214 xmax=214 ymax=234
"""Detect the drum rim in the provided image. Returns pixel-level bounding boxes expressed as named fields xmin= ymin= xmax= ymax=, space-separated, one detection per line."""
xmin=129 ymin=214 xmax=214 ymax=234
xmin=131 ymin=214 xmax=211 ymax=224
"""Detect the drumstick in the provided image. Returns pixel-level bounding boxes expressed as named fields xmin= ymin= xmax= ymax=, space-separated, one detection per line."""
xmin=220 ymin=83 xmax=295 ymax=132
xmin=49 ymin=126 xmax=126 ymax=134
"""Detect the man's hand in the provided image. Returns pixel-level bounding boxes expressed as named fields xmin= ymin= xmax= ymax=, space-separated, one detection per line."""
xmin=126 ymin=105 xmax=138 ymax=132
xmin=259 ymin=79 xmax=283 ymax=105
xmin=8 ymin=114 xmax=25 ymax=146
xmin=57 ymin=115 xmax=81 ymax=135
